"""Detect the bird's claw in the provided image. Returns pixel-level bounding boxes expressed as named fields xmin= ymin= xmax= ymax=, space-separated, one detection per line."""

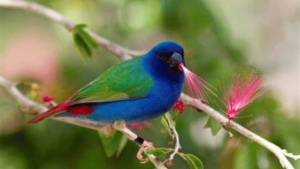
xmin=137 ymin=141 xmax=154 ymax=162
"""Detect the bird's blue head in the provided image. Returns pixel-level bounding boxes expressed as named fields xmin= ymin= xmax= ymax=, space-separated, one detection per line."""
xmin=142 ymin=41 xmax=186 ymax=82
xmin=149 ymin=41 xmax=186 ymax=71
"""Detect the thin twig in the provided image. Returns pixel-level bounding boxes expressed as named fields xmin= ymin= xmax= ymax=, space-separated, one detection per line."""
xmin=180 ymin=93 xmax=299 ymax=169
xmin=282 ymin=150 xmax=300 ymax=160
xmin=169 ymin=126 xmax=181 ymax=161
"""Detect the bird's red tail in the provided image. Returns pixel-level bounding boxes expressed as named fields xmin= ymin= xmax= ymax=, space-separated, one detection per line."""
xmin=27 ymin=99 xmax=71 ymax=124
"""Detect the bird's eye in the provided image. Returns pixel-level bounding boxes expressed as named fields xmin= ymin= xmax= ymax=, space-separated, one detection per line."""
xmin=158 ymin=53 xmax=166 ymax=60
xmin=158 ymin=51 xmax=174 ymax=60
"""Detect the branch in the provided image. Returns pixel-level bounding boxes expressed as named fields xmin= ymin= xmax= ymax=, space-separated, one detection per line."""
xmin=180 ymin=94 xmax=299 ymax=169
xmin=0 ymin=0 xmax=145 ymax=60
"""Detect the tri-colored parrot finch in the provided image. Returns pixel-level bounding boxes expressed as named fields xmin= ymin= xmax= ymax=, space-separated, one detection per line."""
xmin=28 ymin=41 xmax=212 ymax=158
xmin=28 ymin=41 xmax=186 ymax=125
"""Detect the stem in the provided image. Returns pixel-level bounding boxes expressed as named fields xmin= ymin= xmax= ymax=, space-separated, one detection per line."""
xmin=168 ymin=126 xmax=181 ymax=161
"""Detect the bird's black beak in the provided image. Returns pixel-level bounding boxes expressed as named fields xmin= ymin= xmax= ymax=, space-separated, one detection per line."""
xmin=169 ymin=52 xmax=183 ymax=67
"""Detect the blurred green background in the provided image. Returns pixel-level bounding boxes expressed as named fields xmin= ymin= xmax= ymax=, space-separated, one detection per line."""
xmin=0 ymin=0 xmax=299 ymax=169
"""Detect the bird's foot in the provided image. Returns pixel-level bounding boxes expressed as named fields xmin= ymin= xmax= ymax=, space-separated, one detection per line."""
xmin=137 ymin=141 xmax=154 ymax=162
xmin=112 ymin=121 xmax=154 ymax=162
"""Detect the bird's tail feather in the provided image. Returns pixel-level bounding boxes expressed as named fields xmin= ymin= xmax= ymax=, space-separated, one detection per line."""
xmin=27 ymin=103 xmax=66 ymax=124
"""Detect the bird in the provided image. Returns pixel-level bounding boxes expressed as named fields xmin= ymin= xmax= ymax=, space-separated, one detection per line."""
xmin=28 ymin=41 xmax=187 ymax=159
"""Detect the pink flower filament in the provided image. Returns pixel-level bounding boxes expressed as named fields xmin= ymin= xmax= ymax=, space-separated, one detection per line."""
xmin=179 ymin=63 xmax=217 ymax=107
xmin=221 ymin=71 xmax=268 ymax=120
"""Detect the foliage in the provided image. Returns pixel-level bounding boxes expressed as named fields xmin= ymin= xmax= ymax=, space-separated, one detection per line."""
xmin=204 ymin=117 xmax=221 ymax=136
xmin=98 ymin=130 xmax=128 ymax=158
xmin=179 ymin=154 xmax=204 ymax=169
xmin=145 ymin=112 xmax=203 ymax=169
xmin=73 ymin=24 xmax=98 ymax=61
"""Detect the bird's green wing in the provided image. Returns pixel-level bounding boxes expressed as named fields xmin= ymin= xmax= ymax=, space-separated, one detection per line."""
xmin=69 ymin=58 xmax=154 ymax=105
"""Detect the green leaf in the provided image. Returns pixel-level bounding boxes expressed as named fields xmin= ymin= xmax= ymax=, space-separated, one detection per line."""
xmin=98 ymin=130 xmax=128 ymax=158
xmin=161 ymin=116 xmax=172 ymax=136
xmin=179 ymin=153 xmax=203 ymax=169
xmin=145 ymin=148 xmax=167 ymax=155
xmin=161 ymin=112 xmax=176 ymax=136
xmin=165 ymin=112 xmax=176 ymax=128
xmin=204 ymin=117 xmax=211 ymax=128
xmin=72 ymin=24 xmax=98 ymax=61
xmin=185 ymin=154 xmax=204 ymax=169
xmin=73 ymin=34 xmax=90 ymax=61
xmin=73 ymin=24 xmax=87 ymax=31
xmin=116 ymin=134 xmax=128 ymax=158
xmin=145 ymin=148 xmax=169 ymax=161
xmin=77 ymin=30 xmax=98 ymax=49
xmin=204 ymin=117 xmax=221 ymax=136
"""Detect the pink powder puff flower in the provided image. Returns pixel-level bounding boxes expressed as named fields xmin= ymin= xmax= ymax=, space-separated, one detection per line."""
xmin=178 ymin=63 xmax=217 ymax=107
xmin=220 ymin=71 xmax=268 ymax=121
